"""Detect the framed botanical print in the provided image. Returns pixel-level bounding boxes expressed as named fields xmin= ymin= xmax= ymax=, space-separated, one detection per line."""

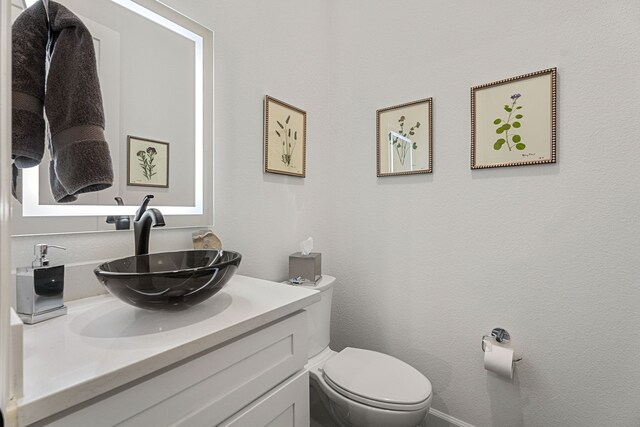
xmin=376 ymin=98 xmax=433 ymax=176
xmin=127 ymin=136 xmax=169 ymax=188
xmin=264 ymin=95 xmax=307 ymax=177
xmin=471 ymin=68 xmax=557 ymax=169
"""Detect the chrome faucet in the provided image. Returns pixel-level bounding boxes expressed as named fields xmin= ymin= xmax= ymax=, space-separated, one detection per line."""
xmin=134 ymin=195 xmax=165 ymax=256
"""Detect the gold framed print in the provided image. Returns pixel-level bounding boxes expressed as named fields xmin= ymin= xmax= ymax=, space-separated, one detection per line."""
xmin=376 ymin=98 xmax=433 ymax=177
xmin=264 ymin=95 xmax=307 ymax=177
xmin=471 ymin=68 xmax=557 ymax=169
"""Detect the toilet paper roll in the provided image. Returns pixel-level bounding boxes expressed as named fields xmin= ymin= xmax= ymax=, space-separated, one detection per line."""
xmin=483 ymin=340 xmax=514 ymax=379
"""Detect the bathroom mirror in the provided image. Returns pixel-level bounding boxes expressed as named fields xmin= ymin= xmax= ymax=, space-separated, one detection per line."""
xmin=11 ymin=0 xmax=213 ymax=235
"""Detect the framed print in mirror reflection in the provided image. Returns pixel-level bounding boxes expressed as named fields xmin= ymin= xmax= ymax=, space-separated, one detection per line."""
xmin=264 ymin=95 xmax=306 ymax=177
xmin=127 ymin=136 xmax=169 ymax=188
xmin=376 ymin=97 xmax=433 ymax=177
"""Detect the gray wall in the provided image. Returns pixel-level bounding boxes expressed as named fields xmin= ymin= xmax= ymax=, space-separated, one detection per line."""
xmin=13 ymin=1 xmax=640 ymax=426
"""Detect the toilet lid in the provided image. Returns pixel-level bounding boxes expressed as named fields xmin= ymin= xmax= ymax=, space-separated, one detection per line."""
xmin=322 ymin=347 xmax=432 ymax=411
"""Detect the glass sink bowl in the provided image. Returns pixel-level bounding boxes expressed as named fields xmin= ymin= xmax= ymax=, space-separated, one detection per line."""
xmin=94 ymin=250 xmax=242 ymax=311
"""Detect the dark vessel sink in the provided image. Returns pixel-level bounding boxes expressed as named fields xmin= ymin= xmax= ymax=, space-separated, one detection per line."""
xmin=94 ymin=250 xmax=242 ymax=311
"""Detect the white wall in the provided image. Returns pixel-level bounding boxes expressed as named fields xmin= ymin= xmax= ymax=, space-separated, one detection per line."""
xmin=160 ymin=0 xmax=333 ymax=281
xmin=324 ymin=1 xmax=640 ymax=426
xmin=10 ymin=0 xmax=640 ymax=426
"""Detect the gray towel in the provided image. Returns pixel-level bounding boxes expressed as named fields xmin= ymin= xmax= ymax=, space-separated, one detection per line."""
xmin=12 ymin=164 xmax=22 ymax=203
xmin=46 ymin=1 xmax=113 ymax=203
xmin=11 ymin=1 xmax=49 ymax=169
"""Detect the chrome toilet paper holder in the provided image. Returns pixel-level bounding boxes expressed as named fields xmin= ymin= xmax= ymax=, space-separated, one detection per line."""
xmin=482 ymin=327 xmax=522 ymax=362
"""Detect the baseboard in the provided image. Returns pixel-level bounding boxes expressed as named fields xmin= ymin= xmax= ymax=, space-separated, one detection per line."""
xmin=429 ymin=408 xmax=476 ymax=427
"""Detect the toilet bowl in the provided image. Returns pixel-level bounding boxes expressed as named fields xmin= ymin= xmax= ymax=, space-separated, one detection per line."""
xmin=297 ymin=276 xmax=432 ymax=427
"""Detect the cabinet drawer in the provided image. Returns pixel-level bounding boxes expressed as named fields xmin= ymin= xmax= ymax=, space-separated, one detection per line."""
xmin=40 ymin=311 xmax=308 ymax=427
xmin=218 ymin=370 xmax=309 ymax=427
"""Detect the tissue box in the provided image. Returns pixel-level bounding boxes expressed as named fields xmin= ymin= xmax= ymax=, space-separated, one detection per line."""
xmin=289 ymin=252 xmax=321 ymax=283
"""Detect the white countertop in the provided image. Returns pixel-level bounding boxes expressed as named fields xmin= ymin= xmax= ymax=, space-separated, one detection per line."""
xmin=17 ymin=275 xmax=319 ymax=426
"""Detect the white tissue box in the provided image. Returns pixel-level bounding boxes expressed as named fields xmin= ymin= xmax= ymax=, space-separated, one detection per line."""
xmin=289 ymin=252 xmax=321 ymax=283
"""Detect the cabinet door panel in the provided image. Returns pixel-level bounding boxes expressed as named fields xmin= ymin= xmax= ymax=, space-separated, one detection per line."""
xmin=218 ymin=370 xmax=309 ymax=427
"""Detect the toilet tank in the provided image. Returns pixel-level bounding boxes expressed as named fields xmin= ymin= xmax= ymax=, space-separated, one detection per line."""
xmin=298 ymin=275 xmax=336 ymax=359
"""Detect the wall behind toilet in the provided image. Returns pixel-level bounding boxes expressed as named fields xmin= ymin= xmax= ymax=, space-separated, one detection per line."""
xmin=323 ymin=1 xmax=640 ymax=427
xmin=11 ymin=1 xmax=640 ymax=426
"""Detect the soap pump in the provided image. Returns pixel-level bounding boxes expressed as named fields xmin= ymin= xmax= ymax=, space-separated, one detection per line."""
xmin=16 ymin=244 xmax=67 ymax=324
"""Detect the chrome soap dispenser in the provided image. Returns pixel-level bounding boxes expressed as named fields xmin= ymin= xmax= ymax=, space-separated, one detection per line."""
xmin=16 ymin=244 xmax=67 ymax=324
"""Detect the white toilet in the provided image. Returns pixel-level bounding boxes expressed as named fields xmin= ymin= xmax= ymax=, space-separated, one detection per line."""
xmin=299 ymin=276 xmax=432 ymax=427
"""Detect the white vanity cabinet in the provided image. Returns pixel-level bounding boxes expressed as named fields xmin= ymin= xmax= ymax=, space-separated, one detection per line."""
xmin=40 ymin=312 xmax=309 ymax=427
xmin=16 ymin=276 xmax=319 ymax=427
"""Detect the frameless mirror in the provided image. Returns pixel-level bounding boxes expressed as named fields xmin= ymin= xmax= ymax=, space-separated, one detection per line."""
xmin=11 ymin=0 xmax=213 ymax=235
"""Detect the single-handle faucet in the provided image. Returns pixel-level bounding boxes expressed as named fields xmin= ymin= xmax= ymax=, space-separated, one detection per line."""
xmin=134 ymin=195 xmax=165 ymax=256
xmin=106 ymin=197 xmax=131 ymax=230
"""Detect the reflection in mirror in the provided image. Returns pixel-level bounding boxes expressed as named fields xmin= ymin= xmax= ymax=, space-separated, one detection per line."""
xmin=11 ymin=0 xmax=213 ymax=235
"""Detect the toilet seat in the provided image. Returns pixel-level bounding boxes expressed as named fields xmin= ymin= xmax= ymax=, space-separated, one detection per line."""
xmin=322 ymin=347 xmax=432 ymax=412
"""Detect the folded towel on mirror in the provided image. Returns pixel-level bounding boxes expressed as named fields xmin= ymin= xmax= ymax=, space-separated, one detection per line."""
xmin=11 ymin=1 xmax=49 ymax=168
xmin=46 ymin=1 xmax=113 ymax=203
